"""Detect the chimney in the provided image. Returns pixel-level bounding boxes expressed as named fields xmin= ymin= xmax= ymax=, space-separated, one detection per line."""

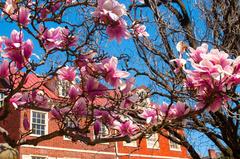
xmin=208 ymin=149 xmax=217 ymax=159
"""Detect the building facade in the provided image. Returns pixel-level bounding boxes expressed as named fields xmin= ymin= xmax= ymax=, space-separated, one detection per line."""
xmin=0 ymin=75 xmax=189 ymax=159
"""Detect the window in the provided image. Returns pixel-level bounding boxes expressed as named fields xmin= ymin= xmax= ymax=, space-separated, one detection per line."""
xmin=123 ymin=141 xmax=137 ymax=147
xmin=93 ymin=123 xmax=109 ymax=144
xmin=99 ymin=124 xmax=109 ymax=137
xmin=0 ymin=93 xmax=5 ymax=107
xmin=58 ymin=81 xmax=70 ymax=97
xmin=146 ymin=133 xmax=160 ymax=149
xmin=169 ymin=133 xmax=181 ymax=151
xmin=31 ymin=156 xmax=46 ymax=159
xmin=64 ymin=118 xmax=76 ymax=140
xmin=31 ymin=110 xmax=48 ymax=136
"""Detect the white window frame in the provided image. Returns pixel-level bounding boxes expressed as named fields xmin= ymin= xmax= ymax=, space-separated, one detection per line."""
xmin=63 ymin=118 xmax=76 ymax=140
xmin=30 ymin=110 xmax=48 ymax=137
xmin=99 ymin=124 xmax=109 ymax=138
xmin=31 ymin=155 xmax=48 ymax=159
xmin=146 ymin=133 xmax=160 ymax=149
xmin=0 ymin=93 xmax=5 ymax=107
xmin=123 ymin=140 xmax=137 ymax=147
xmin=58 ymin=81 xmax=70 ymax=97
xmin=93 ymin=123 xmax=109 ymax=144
xmin=169 ymin=132 xmax=181 ymax=151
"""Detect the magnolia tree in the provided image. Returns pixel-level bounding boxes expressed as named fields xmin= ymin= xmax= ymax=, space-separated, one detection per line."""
xmin=0 ymin=0 xmax=239 ymax=158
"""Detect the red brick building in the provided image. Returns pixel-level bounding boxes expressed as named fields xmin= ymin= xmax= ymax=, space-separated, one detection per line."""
xmin=0 ymin=75 xmax=189 ymax=159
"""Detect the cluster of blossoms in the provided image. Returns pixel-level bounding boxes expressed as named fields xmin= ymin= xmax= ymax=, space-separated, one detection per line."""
xmin=3 ymin=0 xmax=76 ymax=25
xmin=2 ymin=0 xmax=226 ymax=139
xmin=0 ymin=30 xmax=33 ymax=69
xmin=172 ymin=43 xmax=240 ymax=112
xmin=93 ymin=0 xmax=149 ymax=43
xmin=139 ymin=102 xmax=189 ymax=124
xmin=92 ymin=0 xmax=129 ymax=43
xmin=38 ymin=0 xmax=75 ymax=19
xmin=2 ymin=0 xmax=149 ymax=44
xmin=39 ymin=25 xmax=77 ymax=50
xmin=52 ymin=50 xmax=193 ymax=136
xmin=10 ymin=90 xmax=48 ymax=110
xmin=3 ymin=0 xmax=31 ymax=26
xmin=51 ymin=51 xmax=143 ymax=136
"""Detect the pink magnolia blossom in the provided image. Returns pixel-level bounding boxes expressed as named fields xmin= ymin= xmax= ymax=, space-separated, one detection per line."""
xmin=133 ymin=24 xmax=149 ymax=37
xmin=157 ymin=102 xmax=189 ymax=119
xmin=188 ymin=43 xmax=208 ymax=63
xmin=66 ymin=0 xmax=74 ymax=4
xmin=208 ymin=97 xmax=226 ymax=112
xmin=178 ymin=43 xmax=240 ymax=112
xmin=58 ymin=66 xmax=76 ymax=82
xmin=40 ymin=8 xmax=49 ymax=19
xmin=11 ymin=7 xmax=31 ymax=26
xmin=94 ymin=120 xmax=101 ymax=136
xmin=93 ymin=0 xmax=126 ymax=22
xmin=72 ymin=98 xmax=87 ymax=116
xmin=170 ymin=58 xmax=186 ymax=73
xmin=68 ymin=85 xmax=81 ymax=100
xmin=34 ymin=93 xmax=49 ymax=109
xmin=101 ymin=57 xmax=130 ymax=87
xmin=40 ymin=26 xmax=76 ymax=49
xmin=9 ymin=93 xmax=26 ymax=109
xmin=174 ymin=102 xmax=189 ymax=117
xmin=40 ymin=26 xmax=62 ymax=49
xmin=114 ymin=120 xmax=139 ymax=136
xmin=76 ymin=51 xmax=97 ymax=66
xmin=85 ymin=77 xmax=107 ymax=99
xmin=158 ymin=102 xmax=176 ymax=118
xmin=50 ymin=2 xmax=62 ymax=13
xmin=59 ymin=28 xmax=77 ymax=48
xmin=51 ymin=107 xmax=62 ymax=120
xmin=120 ymin=94 xmax=139 ymax=108
xmin=94 ymin=110 xmax=114 ymax=126
xmin=140 ymin=108 xmax=157 ymax=124
xmin=106 ymin=19 xmax=130 ymax=43
xmin=3 ymin=30 xmax=33 ymax=69
xmin=121 ymin=78 xmax=135 ymax=94
xmin=75 ymin=51 xmax=102 ymax=76
xmin=0 ymin=60 xmax=10 ymax=78
xmin=23 ymin=113 xmax=30 ymax=130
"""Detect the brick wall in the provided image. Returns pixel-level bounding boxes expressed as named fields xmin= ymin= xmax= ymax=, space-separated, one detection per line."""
xmin=0 ymin=108 xmax=189 ymax=159
xmin=0 ymin=106 xmax=20 ymax=144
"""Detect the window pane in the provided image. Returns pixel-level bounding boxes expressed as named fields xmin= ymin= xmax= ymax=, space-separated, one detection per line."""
xmin=123 ymin=141 xmax=137 ymax=147
xmin=32 ymin=156 xmax=46 ymax=159
xmin=146 ymin=133 xmax=159 ymax=149
xmin=169 ymin=134 xmax=181 ymax=150
xmin=31 ymin=111 xmax=46 ymax=135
